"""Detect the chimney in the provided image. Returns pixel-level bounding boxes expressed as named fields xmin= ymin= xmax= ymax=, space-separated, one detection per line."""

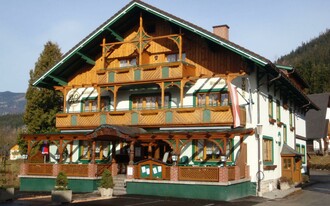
xmin=213 ymin=24 xmax=230 ymax=40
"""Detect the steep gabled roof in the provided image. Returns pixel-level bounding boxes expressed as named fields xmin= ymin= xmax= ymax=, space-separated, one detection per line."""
xmin=32 ymin=0 xmax=318 ymax=110
xmin=306 ymin=93 xmax=330 ymax=140
xmin=33 ymin=0 xmax=271 ymax=88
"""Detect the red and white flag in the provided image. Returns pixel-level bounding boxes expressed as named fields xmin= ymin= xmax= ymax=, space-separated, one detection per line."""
xmin=227 ymin=80 xmax=241 ymax=128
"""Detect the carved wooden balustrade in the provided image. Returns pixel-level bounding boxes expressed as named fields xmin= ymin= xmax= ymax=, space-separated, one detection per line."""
xmin=22 ymin=163 xmax=113 ymax=177
xmin=56 ymin=107 xmax=246 ymax=129
xmin=97 ymin=61 xmax=195 ymax=84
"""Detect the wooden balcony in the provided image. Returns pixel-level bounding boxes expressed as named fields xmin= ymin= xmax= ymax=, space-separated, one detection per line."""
xmin=56 ymin=107 xmax=246 ymax=129
xmin=97 ymin=61 xmax=196 ymax=84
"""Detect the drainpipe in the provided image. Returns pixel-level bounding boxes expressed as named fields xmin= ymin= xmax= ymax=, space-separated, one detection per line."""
xmin=257 ymin=88 xmax=261 ymax=195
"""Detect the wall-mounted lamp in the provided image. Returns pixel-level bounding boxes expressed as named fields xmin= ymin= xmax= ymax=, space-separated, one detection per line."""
xmin=55 ymin=154 xmax=60 ymax=161
xmin=256 ymin=123 xmax=263 ymax=136
xmin=171 ymin=154 xmax=178 ymax=165
xmin=220 ymin=155 xmax=227 ymax=162
xmin=276 ymin=132 xmax=281 ymax=146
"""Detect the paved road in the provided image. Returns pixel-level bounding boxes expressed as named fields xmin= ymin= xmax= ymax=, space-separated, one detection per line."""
xmin=2 ymin=169 xmax=330 ymax=206
xmin=255 ymin=169 xmax=330 ymax=206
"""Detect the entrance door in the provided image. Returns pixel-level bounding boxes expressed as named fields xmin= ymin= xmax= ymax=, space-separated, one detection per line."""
xmin=293 ymin=157 xmax=302 ymax=182
xmin=282 ymin=157 xmax=293 ymax=180
xmin=281 ymin=156 xmax=302 ymax=183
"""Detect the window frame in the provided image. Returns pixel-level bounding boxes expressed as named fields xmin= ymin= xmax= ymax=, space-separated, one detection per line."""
xmin=276 ymin=99 xmax=281 ymax=122
xmin=268 ymin=95 xmax=274 ymax=118
xmin=301 ymin=145 xmax=306 ymax=164
xmin=81 ymin=97 xmax=97 ymax=112
xmin=192 ymin=139 xmax=234 ymax=165
xmin=283 ymin=124 xmax=288 ymax=144
xmin=79 ymin=140 xmax=110 ymax=162
xmin=194 ymin=89 xmax=229 ymax=108
xmin=262 ymin=136 xmax=274 ymax=165
xmin=129 ymin=93 xmax=171 ymax=110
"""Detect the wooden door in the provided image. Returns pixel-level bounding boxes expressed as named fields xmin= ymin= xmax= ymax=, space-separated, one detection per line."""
xmin=293 ymin=157 xmax=302 ymax=183
xmin=282 ymin=157 xmax=293 ymax=180
xmin=282 ymin=156 xmax=302 ymax=183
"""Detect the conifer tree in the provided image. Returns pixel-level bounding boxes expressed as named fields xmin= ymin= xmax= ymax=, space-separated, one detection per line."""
xmin=23 ymin=41 xmax=63 ymax=133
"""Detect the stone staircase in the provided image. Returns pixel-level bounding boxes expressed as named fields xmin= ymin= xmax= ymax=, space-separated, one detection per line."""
xmin=113 ymin=174 xmax=127 ymax=196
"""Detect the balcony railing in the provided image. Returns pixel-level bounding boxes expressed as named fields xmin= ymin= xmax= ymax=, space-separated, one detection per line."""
xmin=97 ymin=61 xmax=196 ymax=84
xmin=56 ymin=106 xmax=246 ymax=129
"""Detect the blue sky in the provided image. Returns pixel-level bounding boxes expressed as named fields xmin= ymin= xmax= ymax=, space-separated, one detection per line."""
xmin=1 ymin=0 xmax=329 ymax=93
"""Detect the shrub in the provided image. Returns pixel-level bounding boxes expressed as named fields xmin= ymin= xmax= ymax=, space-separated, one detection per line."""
xmin=55 ymin=172 xmax=69 ymax=190
xmin=99 ymin=169 xmax=114 ymax=189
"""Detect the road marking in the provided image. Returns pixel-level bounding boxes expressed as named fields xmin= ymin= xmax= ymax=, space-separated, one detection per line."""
xmin=203 ymin=204 xmax=215 ymax=206
xmin=125 ymin=200 xmax=165 ymax=206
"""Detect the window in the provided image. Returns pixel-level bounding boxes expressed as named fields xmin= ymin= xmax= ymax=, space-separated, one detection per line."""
xmin=283 ymin=124 xmax=287 ymax=144
xmin=283 ymin=158 xmax=291 ymax=169
xmin=226 ymin=139 xmax=233 ymax=162
xmin=80 ymin=141 xmax=110 ymax=160
xmin=194 ymin=140 xmax=221 ymax=161
xmin=166 ymin=53 xmax=186 ymax=62
xmin=289 ymin=108 xmax=294 ymax=128
xmin=100 ymin=96 xmax=111 ymax=111
xmin=276 ymin=100 xmax=281 ymax=121
xmin=262 ymin=136 xmax=273 ymax=165
xmin=82 ymin=98 xmax=97 ymax=112
xmin=196 ymin=92 xmax=228 ymax=107
xmin=268 ymin=95 xmax=273 ymax=118
xmin=120 ymin=57 xmax=137 ymax=67
xmin=131 ymin=94 xmax=169 ymax=110
xmin=302 ymin=145 xmax=306 ymax=164
xmin=295 ymin=144 xmax=301 ymax=153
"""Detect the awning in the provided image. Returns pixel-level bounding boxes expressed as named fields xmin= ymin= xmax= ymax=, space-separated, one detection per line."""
xmin=86 ymin=124 xmax=146 ymax=141
xmin=281 ymin=144 xmax=303 ymax=157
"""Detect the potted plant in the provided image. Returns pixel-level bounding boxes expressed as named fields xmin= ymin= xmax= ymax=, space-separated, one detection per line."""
xmin=98 ymin=169 xmax=114 ymax=197
xmin=278 ymin=176 xmax=293 ymax=190
xmin=51 ymin=172 xmax=72 ymax=203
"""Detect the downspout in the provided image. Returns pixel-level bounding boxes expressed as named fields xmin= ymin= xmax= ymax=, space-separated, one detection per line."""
xmin=269 ymin=73 xmax=282 ymax=84
xmin=257 ymin=83 xmax=261 ymax=195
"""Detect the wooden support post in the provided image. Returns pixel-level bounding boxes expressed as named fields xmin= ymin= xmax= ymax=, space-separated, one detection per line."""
xmin=148 ymin=143 xmax=152 ymax=159
xmin=113 ymin=86 xmax=118 ymax=111
xmin=97 ymin=87 xmax=101 ymax=112
xmin=63 ymin=88 xmax=67 ymax=113
xmin=111 ymin=141 xmax=116 ymax=163
xmin=59 ymin=139 xmax=63 ymax=163
xmin=91 ymin=141 xmax=96 ymax=164
xmin=129 ymin=141 xmax=135 ymax=165
xmin=180 ymin=80 xmax=184 ymax=108
xmin=102 ymin=37 xmax=106 ymax=68
xmin=161 ymin=82 xmax=165 ymax=108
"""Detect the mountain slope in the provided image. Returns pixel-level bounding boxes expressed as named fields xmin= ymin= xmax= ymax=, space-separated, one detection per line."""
xmin=276 ymin=29 xmax=330 ymax=94
xmin=0 ymin=91 xmax=26 ymax=115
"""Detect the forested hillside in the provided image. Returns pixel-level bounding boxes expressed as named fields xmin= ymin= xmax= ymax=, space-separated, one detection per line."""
xmin=276 ymin=29 xmax=330 ymax=94
xmin=0 ymin=114 xmax=24 ymax=148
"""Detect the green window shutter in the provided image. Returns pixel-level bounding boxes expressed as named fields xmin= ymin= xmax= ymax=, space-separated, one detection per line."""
xmin=162 ymin=67 xmax=169 ymax=78
xmin=132 ymin=112 xmax=138 ymax=125
xmin=203 ymin=109 xmax=211 ymax=122
xmin=100 ymin=114 xmax=107 ymax=124
xmin=165 ymin=111 xmax=173 ymax=123
xmin=134 ymin=69 xmax=141 ymax=80
xmin=71 ymin=115 xmax=77 ymax=126
xmin=108 ymin=72 xmax=115 ymax=82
